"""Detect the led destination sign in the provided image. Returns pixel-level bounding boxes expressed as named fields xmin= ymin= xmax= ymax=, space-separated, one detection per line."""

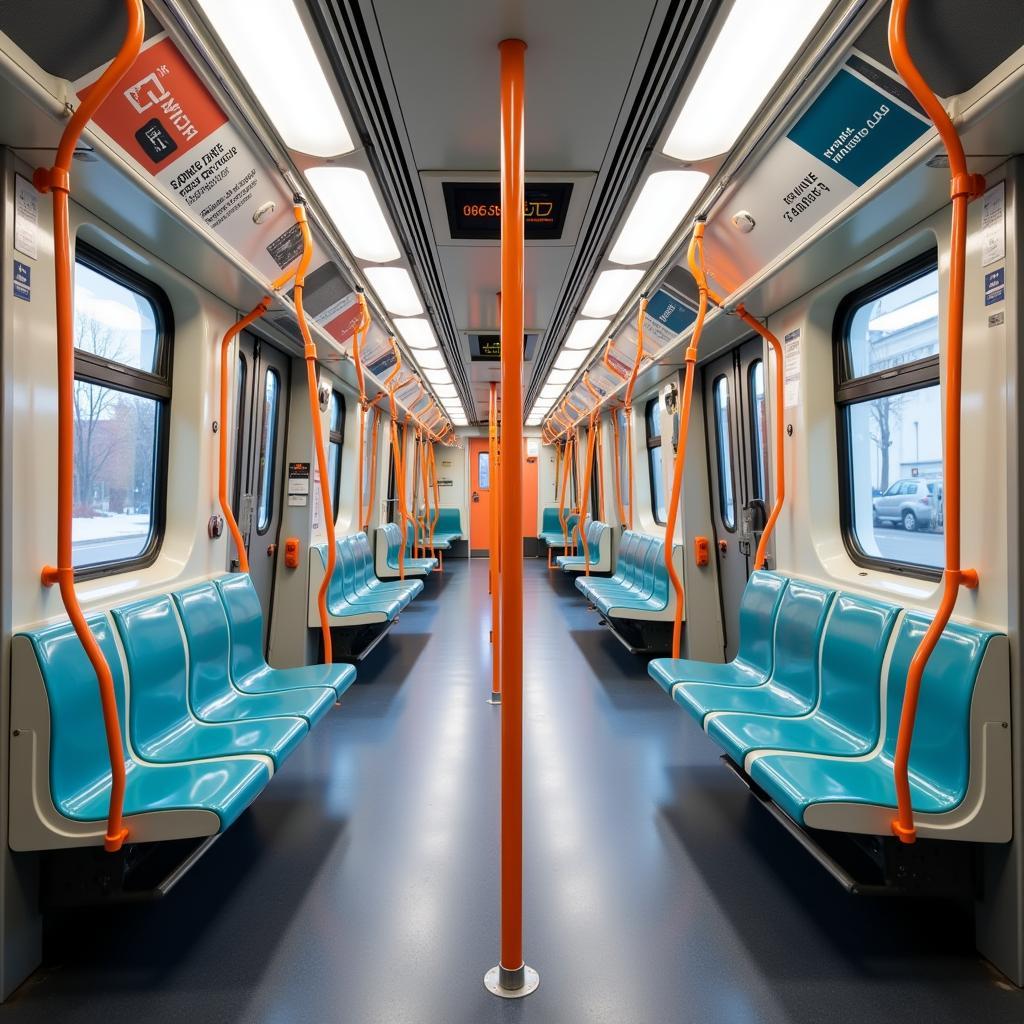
xmin=443 ymin=182 xmax=573 ymax=240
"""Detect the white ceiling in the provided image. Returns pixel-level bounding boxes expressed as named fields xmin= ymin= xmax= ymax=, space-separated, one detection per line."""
xmin=366 ymin=0 xmax=662 ymax=418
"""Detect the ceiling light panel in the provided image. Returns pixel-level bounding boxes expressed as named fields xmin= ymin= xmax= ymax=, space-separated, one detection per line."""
xmin=663 ymin=0 xmax=832 ymax=161
xmin=199 ymin=0 xmax=354 ymax=158
xmin=540 ymin=384 xmax=563 ymax=400
xmin=546 ymin=369 xmax=575 ymax=385
xmin=564 ymin=318 xmax=609 ymax=351
xmin=305 ymin=167 xmax=401 ymax=263
xmin=608 ymin=170 xmax=708 ymax=266
xmin=554 ymin=348 xmax=588 ymax=371
xmin=394 ymin=318 xmax=438 ymax=349
xmin=413 ymin=348 xmax=446 ymax=369
xmin=423 ymin=367 xmax=452 ymax=384
xmin=582 ymin=270 xmax=645 ymax=317
xmin=363 ymin=267 xmax=423 ymax=316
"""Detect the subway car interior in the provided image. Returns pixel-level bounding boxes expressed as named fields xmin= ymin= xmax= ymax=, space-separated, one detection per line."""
xmin=0 ymin=0 xmax=1022 ymax=1020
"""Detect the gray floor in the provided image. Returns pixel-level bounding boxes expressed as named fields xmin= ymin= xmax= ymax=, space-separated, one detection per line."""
xmin=5 ymin=558 xmax=1022 ymax=1023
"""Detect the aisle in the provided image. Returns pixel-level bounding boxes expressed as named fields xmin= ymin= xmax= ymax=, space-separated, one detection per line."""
xmin=5 ymin=558 xmax=1020 ymax=1023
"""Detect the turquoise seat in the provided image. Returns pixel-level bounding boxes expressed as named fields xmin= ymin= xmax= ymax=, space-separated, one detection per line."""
xmin=672 ymin=579 xmax=835 ymax=725
xmin=539 ymin=507 xmax=579 ymax=549
xmin=406 ymin=519 xmax=450 ymax=552
xmin=23 ymin=615 xmax=269 ymax=830
xmin=555 ymin=518 xmax=610 ymax=572
xmin=112 ymin=597 xmax=307 ymax=769
xmin=706 ymin=593 xmax=899 ymax=765
xmin=576 ymin=532 xmax=647 ymax=603
xmin=578 ymin=533 xmax=674 ymax=617
xmin=217 ymin=573 xmax=358 ymax=694
xmin=174 ymin=583 xmax=337 ymax=726
xmin=350 ymin=533 xmax=422 ymax=605
xmin=649 ymin=571 xmax=788 ymax=694
xmin=750 ymin=613 xmax=999 ymax=827
xmin=381 ymin=523 xmax=437 ymax=574
xmin=408 ymin=507 xmax=462 ymax=552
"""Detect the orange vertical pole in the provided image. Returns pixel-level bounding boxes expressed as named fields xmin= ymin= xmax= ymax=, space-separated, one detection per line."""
xmin=36 ymin=0 xmax=145 ymax=853
xmin=887 ymin=0 xmax=982 ymax=843
xmin=489 ymin=381 xmax=501 ymax=702
xmin=486 ymin=36 xmax=537 ymax=999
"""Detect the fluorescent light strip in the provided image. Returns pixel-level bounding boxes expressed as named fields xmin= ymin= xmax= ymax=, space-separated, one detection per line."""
xmin=363 ymin=267 xmax=423 ymax=316
xmin=609 ymin=170 xmax=708 ymax=266
xmin=664 ymin=0 xmax=831 ymax=161
xmin=413 ymin=348 xmax=446 ymax=370
xmin=564 ymin=318 xmax=609 ymax=351
xmin=582 ymin=269 xmax=645 ymax=318
xmin=199 ymin=0 xmax=354 ymax=158
xmin=554 ymin=348 xmax=588 ymax=371
xmin=394 ymin=317 xmax=438 ymax=350
xmin=540 ymin=384 xmax=563 ymax=400
xmin=546 ymin=368 xmax=575 ymax=385
xmin=306 ymin=167 xmax=400 ymax=263
xmin=433 ymin=384 xmax=458 ymax=399
xmin=423 ymin=367 xmax=452 ymax=385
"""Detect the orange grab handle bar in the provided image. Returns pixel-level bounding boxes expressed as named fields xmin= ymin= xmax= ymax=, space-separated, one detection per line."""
xmin=622 ymin=298 xmax=647 ymax=529
xmin=363 ymin=404 xmax=382 ymax=533
xmin=662 ymin=224 xmax=710 ymax=658
xmin=385 ymin=340 xmax=410 ymax=580
xmin=292 ymin=203 xmax=336 ymax=664
xmin=35 ymin=0 xmax=145 ymax=853
xmin=429 ymin=438 xmax=441 ymax=550
xmin=610 ymin=404 xmax=627 ymax=527
xmin=557 ymin=436 xmax=573 ymax=553
xmin=888 ymin=0 xmax=982 ymax=844
xmin=352 ymin=292 xmax=371 ymax=534
xmin=577 ymin=414 xmax=598 ymax=575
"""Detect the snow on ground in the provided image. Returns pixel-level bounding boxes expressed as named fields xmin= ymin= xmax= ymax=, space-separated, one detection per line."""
xmin=72 ymin=513 xmax=150 ymax=544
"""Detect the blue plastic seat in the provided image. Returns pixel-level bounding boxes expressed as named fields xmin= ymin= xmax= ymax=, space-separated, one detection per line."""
xmin=217 ymin=573 xmax=358 ymax=693
xmin=350 ymin=533 xmax=422 ymax=605
xmin=672 ymin=579 xmax=835 ymax=725
xmin=576 ymin=532 xmax=646 ymax=603
xmin=706 ymin=593 xmax=899 ymax=765
xmin=382 ymin=522 xmax=437 ymax=574
xmin=579 ymin=534 xmax=669 ymax=616
xmin=22 ymin=615 xmax=269 ymax=830
xmin=649 ymin=571 xmax=788 ymax=693
xmin=555 ymin=518 xmax=610 ymax=572
xmin=174 ymin=583 xmax=337 ymax=726
xmin=750 ymin=613 xmax=1000 ymax=827
xmin=539 ymin=507 xmax=579 ymax=550
xmin=408 ymin=507 xmax=462 ymax=552
xmin=112 ymin=597 xmax=307 ymax=769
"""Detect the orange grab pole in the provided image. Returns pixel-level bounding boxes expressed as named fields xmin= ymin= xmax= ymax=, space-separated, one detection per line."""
xmin=35 ymin=0 xmax=145 ymax=853
xmin=351 ymin=292 xmax=372 ymax=533
xmin=362 ymin=402 xmax=383 ymax=533
xmin=577 ymin=412 xmax=598 ymax=576
xmin=622 ymin=297 xmax=648 ymax=530
xmin=610 ymin=404 xmax=627 ymax=526
xmin=663 ymin=225 xmax=711 ymax=659
xmin=557 ymin=435 xmax=574 ymax=555
xmin=384 ymin=342 xmax=410 ymax=580
xmin=497 ymin=36 xmax=529 ymax=989
xmin=418 ymin=428 xmax=430 ymax=556
xmin=888 ymin=0 xmax=983 ymax=844
xmin=429 ymin=438 xmax=441 ymax=555
xmin=489 ymin=382 xmax=501 ymax=697
xmin=292 ymin=203 xmax=336 ymax=664
xmin=584 ymin=374 xmax=605 ymax=525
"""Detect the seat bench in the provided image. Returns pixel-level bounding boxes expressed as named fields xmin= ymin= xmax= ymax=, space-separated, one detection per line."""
xmin=376 ymin=522 xmax=437 ymax=578
xmin=10 ymin=574 xmax=355 ymax=851
xmin=538 ymin=507 xmax=579 ymax=567
xmin=648 ymin=571 xmax=1011 ymax=843
xmin=554 ymin=517 xmax=612 ymax=574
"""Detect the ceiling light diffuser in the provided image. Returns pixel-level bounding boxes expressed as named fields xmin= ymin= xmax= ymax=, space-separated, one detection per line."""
xmin=564 ymin=318 xmax=609 ymax=350
xmin=414 ymin=348 xmax=446 ymax=369
xmin=433 ymin=384 xmax=458 ymax=399
xmin=582 ymin=270 xmax=645 ymax=317
xmin=546 ymin=368 xmax=575 ymax=385
xmin=423 ymin=367 xmax=452 ymax=385
xmin=305 ymin=167 xmax=401 ymax=263
xmin=540 ymin=384 xmax=563 ymax=400
xmin=363 ymin=267 xmax=423 ymax=316
xmin=663 ymin=0 xmax=831 ymax=161
xmin=554 ymin=348 xmax=588 ymax=371
xmin=199 ymin=0 xmax=354 ymax=158
xmin=608 ymin=170 xmax=708 ymax=266
xmin=394 ymin=318 xmax=438 ymax=349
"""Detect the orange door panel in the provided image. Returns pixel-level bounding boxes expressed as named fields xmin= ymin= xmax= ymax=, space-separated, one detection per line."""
xmin=521 ymin=441 xmax=538 ymax=538
xmin=469 ymin=437 xmax=491 ymax=552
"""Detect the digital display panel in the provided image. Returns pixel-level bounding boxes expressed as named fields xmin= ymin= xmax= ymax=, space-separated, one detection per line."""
xmin=443 ymin=182 xmax=573 ymax=240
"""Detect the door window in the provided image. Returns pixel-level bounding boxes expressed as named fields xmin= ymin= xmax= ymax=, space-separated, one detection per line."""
xmin=256 ymin=368 xmax=281 ymax=534
xmin=712 ymin=375 xmax=736 ymax=530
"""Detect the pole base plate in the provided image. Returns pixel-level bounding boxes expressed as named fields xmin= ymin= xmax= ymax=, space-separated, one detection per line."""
xmin=487 ymin=692 xmax=502 ymax=705
xmin=484 ymin=964 xmax=539 ymax=999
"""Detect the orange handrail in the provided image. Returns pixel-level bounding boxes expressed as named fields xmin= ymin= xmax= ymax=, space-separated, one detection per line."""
xmin=556 ymin=435 xmax=574 ymax=557
xmin=496 ymin=36 xmax=529 ymax=993
xmin=35 ymin=0 xmax=145 ymax=853
xmin=489 ymin=381 xmax=501 ymax=698
xmin=663 ymin=224 xmax=710 ymax=658
xmin=292 ymin=202 xmax=336 ymax=664
xmin=610 ymin=403 xmax=627 ymax=526
xmin=362 ymin=400 xmax=384 ymax=532
xmin=577 ymin=412 xmax=598 ymax=575
xmin=888 ymin=0 xmax=983 ymax=844
xmin=584 ymin=374 xmax=605 ymax=524
xmin=622 ymin=297 xmax=648 ymax=529
xmin=384 ymin=340 xmax=411 ymax=580
xmin=351 ymin=292 xmax=372 ymax=532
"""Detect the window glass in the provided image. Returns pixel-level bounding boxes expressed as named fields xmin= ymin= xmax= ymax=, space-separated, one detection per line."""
xmin=329 ymin=390 xmax=344 ymax=510
xmin=645 ymin=396 xmax=667 ymax=524
xmin=72 ymin=247 xmax=170 ymax=572
xmin=836 ymin=255 xmax=942 ymax=575
xmin=256 ymin=369 xmax=281 ymax=533
xmin=617 ymin=408 xmax=630 ymax=512
xmin=478 ymin=451 xmax=490 ymax=490
xmin=713 ymin=375 xmax=736 ymax=530
xmin=232 ymin=352 xmax=247 ymax=516
xmin=749 ymin=359 xmax=767 ymax=500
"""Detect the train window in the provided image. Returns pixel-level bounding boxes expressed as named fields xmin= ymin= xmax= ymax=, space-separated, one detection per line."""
xmin=834 ymin=253 xmax=942 ymax=577
xmin=712 ymin=376 xmax=736 ymax=530
xmin=72 ymin=244 xmax=171 ymax=575
xmin=749 ymin=359 xmax=767 ymax=500
xmin=256 ymin=368 xmax=281 ymax=534
xmin=478 ymin=451 xmax=490 ymax=490
xmin=645 ymin=396 xmax=667 ymax=524
xmin=328 ymin=390 xmax=345 ymax=509
xmin=590 ymin=434 xmax=600 ymax=520
xmin=232 ymin=352 xmax=247 ymax=516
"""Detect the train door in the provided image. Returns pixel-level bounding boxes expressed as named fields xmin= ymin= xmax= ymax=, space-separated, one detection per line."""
xmin=703 ymin=337 xmax=770 ymax=658
xmin=233 ymin=332 xmax=291 ymax=641
xmin=469 ymin=436 xmax=491 ymax=555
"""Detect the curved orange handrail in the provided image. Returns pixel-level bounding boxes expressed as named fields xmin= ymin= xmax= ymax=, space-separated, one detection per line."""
xmin=35 ymin=0 xmax=145 ymax=853
xmin=610 ymin=403 xmax=627 ymax=526
xmin=622 ymin=297 xmax=648 ymax=529
xmin=351 ymin=292 xmax=372 ymax=532
xmin=292 ymin=203 xmax=337 ymax=664
xmin=384 ymin=339 xmax=411 ymax=579
xmin=577 ymin=412 xmax=598 ymax=575
xmin=888 ymin=0 xmax=983 ymax=844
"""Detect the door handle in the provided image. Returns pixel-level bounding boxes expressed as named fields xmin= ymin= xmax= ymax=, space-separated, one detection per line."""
xmin=266 ymin=543 xmax=277 ymax=557
xmin=472 ymin=491 xmax=480 ymax=503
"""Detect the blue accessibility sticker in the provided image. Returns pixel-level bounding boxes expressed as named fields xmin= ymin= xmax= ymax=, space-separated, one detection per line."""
xmin=14 ymin=260 xmax=30 ymax=287
xmin=13 ymin=282 xmax=30 ymax=301
xmin=985 ymin=267 xmax=1004 ymax=306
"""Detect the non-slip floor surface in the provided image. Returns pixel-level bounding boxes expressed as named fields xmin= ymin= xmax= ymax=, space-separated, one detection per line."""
xmin=5 ymin=558 xmax=1023 ymax=1023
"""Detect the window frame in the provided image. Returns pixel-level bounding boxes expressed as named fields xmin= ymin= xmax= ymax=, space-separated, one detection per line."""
xmin=645 ymin=396 xmax=666 ymax=526
xmin=748 ymin=357 xmax=767 ymax=502
xmin=255 ymin=366 xmax=282 ymax=536
xmin=72 ymin=241 xmax=173 ymax=580
xmin=833 ymin=250 xmax=942 ymax=581
xmin=328 ymin=389 xmax=346 ymax=510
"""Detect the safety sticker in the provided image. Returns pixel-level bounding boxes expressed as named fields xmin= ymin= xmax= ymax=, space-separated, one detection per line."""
xmin=13 ymin=260 xmax=30 ymax=301
xmin=981 ymin=182 xmax=1005 ymax=267
xmin=14 ymin=175 xmax=38 ymax=260
xmin=984 ymin=267 xmax=1004 ymax=307
xmin=783 ymin=329 xmax=801 ymax=408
